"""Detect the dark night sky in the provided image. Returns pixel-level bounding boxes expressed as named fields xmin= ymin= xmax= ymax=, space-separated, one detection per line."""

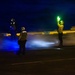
xmin=0 ymin=0 xmax=75 ymax=32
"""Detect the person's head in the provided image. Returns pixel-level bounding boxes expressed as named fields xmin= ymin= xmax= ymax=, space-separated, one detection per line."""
xmin=11 ymin=18 xmax=15 ymax=22
xmin=21 ymin=27 xmax=25 ymax=31
xmin=60 ymin=20 xmax=64 ymax=25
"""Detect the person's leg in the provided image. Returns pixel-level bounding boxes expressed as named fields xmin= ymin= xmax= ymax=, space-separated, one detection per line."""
xmin=17 ymin=41 xmax=22 ymax=55
xmin=60 ymin=33 xmax=63 ymax=47
xmin=58 ymin=33 xmax=61 ymax=47
xmin=22 ymin=40 xmax=26 ymax=55
xmin=22 ymin=45 xmax=25 ymax=55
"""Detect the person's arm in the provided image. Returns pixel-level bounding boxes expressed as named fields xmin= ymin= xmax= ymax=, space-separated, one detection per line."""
xmin=18 ymin=32 xmax=22 ymax=40
xmin=57 ymin=22 xmax=60 ymax=27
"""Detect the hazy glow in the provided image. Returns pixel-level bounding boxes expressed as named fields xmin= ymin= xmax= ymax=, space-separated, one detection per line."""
xmin=30 ymin=40 xmax=55 ymax=47
xmin=0 ymin=38 xmax=19 ymax=51
xmin=0 ymin=33 xmax=75 ymax=52
xmin=0 ymin=35 xmax=57 ymax=51
xmin=57 ymin=16 xmax=61 ymax=22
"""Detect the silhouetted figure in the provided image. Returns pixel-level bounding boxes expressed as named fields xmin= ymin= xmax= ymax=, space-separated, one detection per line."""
xmin=10 ymin=18 xmax=16 ymax=30
xmin=17 ymin=27 xmax=27 ymax=55
xmin=10 ymin=18 xmax=17 ymax=40
xmin=57 ymin=21 xmax=64 ymax=47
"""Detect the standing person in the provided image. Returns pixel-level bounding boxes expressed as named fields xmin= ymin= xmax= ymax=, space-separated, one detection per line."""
xmin=10 ymin=18 xmax=16 ymax=30
xmin=10 ymin=18 xmax=17 ymax=40
xmin=18 ymin=27 xmax=27 ymax=55
xmin=57 ymin=20 xmax=64 ymax=47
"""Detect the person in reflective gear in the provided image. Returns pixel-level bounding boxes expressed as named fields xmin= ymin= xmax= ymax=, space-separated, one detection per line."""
xmin=18 ymin=27 xmax=27 ymax=55
xmin=57 ymin=21 xmax=64 ymax=47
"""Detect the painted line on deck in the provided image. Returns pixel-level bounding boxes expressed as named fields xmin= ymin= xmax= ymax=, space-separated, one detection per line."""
xmin=11 ymin=58 xmax=75 ymax=65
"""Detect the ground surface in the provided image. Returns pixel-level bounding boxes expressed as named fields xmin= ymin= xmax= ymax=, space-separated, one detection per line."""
xmin=0 ymin=46 xmax=75 ymax=75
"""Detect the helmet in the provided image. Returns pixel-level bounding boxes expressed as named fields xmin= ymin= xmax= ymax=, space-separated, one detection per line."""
xmin=11 ymin=18 xmax=15 ymax=22
xmin=21 ymin=27 xmax=25 ymax=31
xmin=60 ymin=20 xmax=64 ymax=25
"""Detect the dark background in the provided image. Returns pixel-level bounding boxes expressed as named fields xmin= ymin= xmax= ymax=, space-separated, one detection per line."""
xmin=0 ymin=0 xmax=75 ymax=32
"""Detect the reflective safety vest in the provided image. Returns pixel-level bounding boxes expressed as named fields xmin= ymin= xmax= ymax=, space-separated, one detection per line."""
xmin=58 ymin=25 xmax=64 ymax=33
xmin=19 ymin=31 xmax=27 ymax=41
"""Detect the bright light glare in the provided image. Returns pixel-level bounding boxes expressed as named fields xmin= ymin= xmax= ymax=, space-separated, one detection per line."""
xmin=30 ymin=40 xmax=55 ymax=47
xmin=57 ymin=16 xmax=60 ymax=22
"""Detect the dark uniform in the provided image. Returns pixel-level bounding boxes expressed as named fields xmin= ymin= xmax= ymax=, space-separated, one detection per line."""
xmin=18 ymin=27 xmax=27 ymax=55
xmin=57 ymin=21 xmax=64 ymax=47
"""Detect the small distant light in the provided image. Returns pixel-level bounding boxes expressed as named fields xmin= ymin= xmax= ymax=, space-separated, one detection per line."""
xmin=55 ymin=41 xmax=59 ymax=43
xmin=6 ymin=33 xmax=11 ymax=36
xmin=56 ymin=48 xmax=61 ymax=50
xmin=16 ymin=33 xmax=20 ymax=36
xmin=42 ymin=32 xmax=45 ymax=35
xmin=13 ymin=22 xmax=15 ymax=24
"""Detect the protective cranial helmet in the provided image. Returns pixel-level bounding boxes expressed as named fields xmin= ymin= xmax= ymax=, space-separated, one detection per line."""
xmin=21 ymin=27 xmax=25 ymax=31
xmin=11 ymin=18 xmax=15 ymax=22
xmin=60 ymin=20 xmax=64 ymax=25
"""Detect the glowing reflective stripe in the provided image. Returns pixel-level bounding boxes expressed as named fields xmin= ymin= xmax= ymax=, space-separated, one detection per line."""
xmin=22 ymin=31 xmax=27 ymax=33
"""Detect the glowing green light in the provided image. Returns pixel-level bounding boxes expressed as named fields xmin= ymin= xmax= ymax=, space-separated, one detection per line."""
xmin=57 ymin=16 xmax=61 ymax=22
